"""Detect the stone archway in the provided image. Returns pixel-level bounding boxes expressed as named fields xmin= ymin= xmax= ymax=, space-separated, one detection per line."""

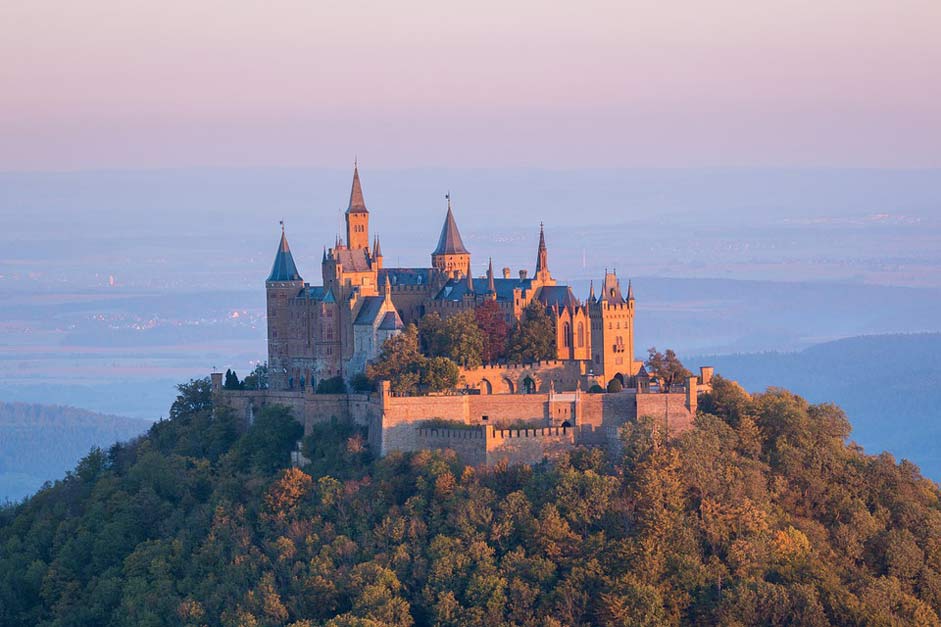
xmin=522 ymin=376 xmax=536 ymax=394
xmin=503 ymin=377 xmax=515 ymax=394
xmin=479 ymin=378 xmax=493 ymax=395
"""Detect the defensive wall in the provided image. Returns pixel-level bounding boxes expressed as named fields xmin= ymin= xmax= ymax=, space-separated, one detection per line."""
xmin=212 ymin=366 xmax=713 ymax=466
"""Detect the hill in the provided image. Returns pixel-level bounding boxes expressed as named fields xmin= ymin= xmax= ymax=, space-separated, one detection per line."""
xmin=3 ymin=378 xmax=941 ymax=626
xmin=0 ymin=402 xmax=150 ymax=503
xmin=690 ymin=333 xmax=941 ymax=478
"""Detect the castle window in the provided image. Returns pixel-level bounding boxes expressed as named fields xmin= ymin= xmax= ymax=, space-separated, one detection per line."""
xmin=563 ymin=322 xmax=571 ymax=347
xmin=577 ymin=322 xmax=585 ymax=347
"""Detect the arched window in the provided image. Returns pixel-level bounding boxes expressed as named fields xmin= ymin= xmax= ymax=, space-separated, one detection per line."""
xmin=563 ymin=322 xmax=571 ymax=347
xmin=577 ymin=322 xmax=585 ymax=347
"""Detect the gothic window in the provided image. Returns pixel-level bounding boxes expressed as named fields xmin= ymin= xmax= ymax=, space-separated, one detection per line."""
xmin=577 ymin=322 xmax=585 ymax=347
xmin=563 ymin=322 xmax=571 ymax=347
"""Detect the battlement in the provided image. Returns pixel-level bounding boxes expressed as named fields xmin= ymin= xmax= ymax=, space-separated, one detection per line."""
xmin=489 ymin=425 xmax=570 ymax=439
xmin=417 ymin=426 xmax=485 ymax=440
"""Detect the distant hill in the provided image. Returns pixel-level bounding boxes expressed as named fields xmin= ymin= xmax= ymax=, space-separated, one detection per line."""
xmin=0 ymin=402 xmax=150 ymax=502
xmin=691 ymin=333 xmax=941 ymax=478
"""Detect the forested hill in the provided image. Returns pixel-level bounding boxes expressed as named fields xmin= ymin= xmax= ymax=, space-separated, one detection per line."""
xmin=3 ymin=379 xmax=941 ymax=626
xmin=0 ymin=402 xmax=150 ymax=503
xmin=691 ymin=333 xmax=941 ymax=478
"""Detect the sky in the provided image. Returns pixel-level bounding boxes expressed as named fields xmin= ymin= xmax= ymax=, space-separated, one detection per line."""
xmin=1 ymin=0 xmax=940 ymax=171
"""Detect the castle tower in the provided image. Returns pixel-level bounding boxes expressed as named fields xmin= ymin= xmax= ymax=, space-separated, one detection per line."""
xmin=266 ymin=223 xmax=305 ymax=390
xmin=431 ymin=195 xmax=471 ymax=278
xmin=345 ymin=163 xmax=369 ymax=251
xmin=588 ymin=270 xmax=638 ymax=383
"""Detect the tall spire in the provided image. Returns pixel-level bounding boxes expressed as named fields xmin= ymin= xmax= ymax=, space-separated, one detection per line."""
xmin=535 ymin=222 xmax=550 ymax=280
xmin=347 ymin=162 xmax=367 ymax=214
xmin=588 ymin=280 xmax=596 ymax=302
xmin=373 ymin=235 xmax=382 ymax=258
xmin=383 ymin=273 xmax=392 ymax=304
xmin=487 ymin=257 xmax=496 ymax=293
xmin=627 ymin=279 xmax=634 ymax=301
xmin=465 ymin=264 xmax=474 ymax=293
xmin=267 ymin=222 xmax=302 ymax=282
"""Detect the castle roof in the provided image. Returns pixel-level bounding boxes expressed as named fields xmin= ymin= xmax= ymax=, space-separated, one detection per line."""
xmin=354 ymin=296 xmax=386 ymax=325
xmin=347 ymin=164 xmax=368 ymax=214
xmin=267 ymin=227 xmax=303 ymax=282
xmin=536 ymin=285 xmax=579 ymax=310
xmin=379 ymin=268 xmax=434 ymax=287
xmin=334 ymin=248 xmax=371 ymax=272
xmin=433 ymin=204 xmax=469 ymax=256
xmin=435 ymin=276 xmax=532 ymax=302
xmin=378 ymin=310 xmax=404 ymax=331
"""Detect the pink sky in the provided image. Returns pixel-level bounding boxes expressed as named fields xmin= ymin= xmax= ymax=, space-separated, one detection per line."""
xmin=1 ymin=0 xmax=939 ymax=170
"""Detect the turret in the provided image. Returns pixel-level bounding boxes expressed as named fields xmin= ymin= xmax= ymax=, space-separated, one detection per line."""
xmin=266 ymin=223 xmax=305 ymax=390
xmin=431 ymin=194 xmax=471 ymax=278
xmin=372 ymin=235 xmax=383 ymax=270
xmin=535 ymin=222 xmax=551 ymax=283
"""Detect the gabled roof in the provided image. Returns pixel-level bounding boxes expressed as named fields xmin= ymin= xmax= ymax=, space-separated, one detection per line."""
xmin=433 ymin=204 xmax=469 ymax=256
xmin=354 ymin=296 xmax=386 ymax=325
xmin=347 ymin=165 xmax=368 ymax=214
xmin=378 ymin=310 xmax=404 ymax=331
xmin=537 ymin=285 xmax=579 ymax=310
xmin=267 ymin=228 xmax=303 ymax=282
xmin=335 ymin=248 xmax=371 ymax=272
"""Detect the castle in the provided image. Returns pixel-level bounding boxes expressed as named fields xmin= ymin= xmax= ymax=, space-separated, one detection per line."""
xmin=215 ymin=165 xmax=713 ymax=465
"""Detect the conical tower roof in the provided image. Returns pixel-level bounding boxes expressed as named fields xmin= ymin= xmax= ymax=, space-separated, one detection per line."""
xmin=433 ymin=198 xmax=469 ymax=255
xmin=347 ymin=163 xmax=368 ymax=214
xmin=267 ymin=225 xmax=302 ymax=282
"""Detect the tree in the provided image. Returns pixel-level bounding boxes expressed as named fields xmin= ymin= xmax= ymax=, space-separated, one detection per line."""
xmin=367 ymin=325 xmax=426 ymax=395
xmin=422 ymin=357 xmax=460 ymax=392
xmin=233 ymin=404 xmax=303 ymax=472
xmin=507 ymin=301 xmax=556 ymax=364
xmin=242 ymin=363 xmax=269 ymax=390
xmin=475 ymin=300 xmax=508 ymax=364
xmin=223 ymin=369 xmax=242 ymax=390
xmin=419 ymin=310 xmax=485 ymax=368
xmin=169 ymin=377 xmax=213 ymax=420
xmin=645 ymin=347 xmax=691 ymax=391
xmin=316 ymin=376 xmax=348 ymax=394
xmin=607 ymin=378 xmax=623 ymax=393
xmin=350 ymin=372 xmax=377 ymax=393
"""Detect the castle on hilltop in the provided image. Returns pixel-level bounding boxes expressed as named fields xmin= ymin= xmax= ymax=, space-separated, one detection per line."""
xmin=215 ymin=165 xmax=713 ymax=465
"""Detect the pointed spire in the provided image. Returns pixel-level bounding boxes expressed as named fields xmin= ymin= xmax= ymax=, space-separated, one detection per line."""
xmin=347 ymin=162 xmax=368 ymax=214
xmin=487 ymin=257 xmax=496 ymax=293
xmin=373 ymin=235 xmax=382 ymax=258
xmin=588 ymin=280 xmax=596 ymax=302
xmin=465 ymin=266 xmax=474 ymax=293
xmin=627 ymin=279 xmax=634 ymax=301
xmin=267 ymin=222 xmax=302 ymax=282
xmin=433 ymin=195 xmax=470 ymax=255
xmin=384 ymin=273 xmax=392 ymax=304
xmin=322 ymin=246 xmax=327 ymax=263
xmin=535 ymin=221 xmax=549 ymax=277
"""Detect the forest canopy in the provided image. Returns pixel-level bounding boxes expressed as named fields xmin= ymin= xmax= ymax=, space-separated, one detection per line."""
xmin=2 ymin=376 xmax=941 ymax=626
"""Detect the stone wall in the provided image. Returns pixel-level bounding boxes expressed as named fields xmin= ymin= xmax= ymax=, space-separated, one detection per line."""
xmin=416 ymin=427 xmax=487 ymax=466
xmin=486 ymin=425 xmax=575 ymax=465
xmin=459 ymin=360 xmax=589 ymax=394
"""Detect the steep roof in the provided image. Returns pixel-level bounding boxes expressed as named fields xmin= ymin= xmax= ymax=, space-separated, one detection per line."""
xmin=433 ymin=204 xmax=469 ymax=256
xmin=347 ymin=165 xmax=368 ymax=214
xmin=267 ymin=228 xmax=303 ymax=282
xmin=537 ymin=285 xmax=579 ymax=310
xmin=378 ymin=310 xmax=404 ymax=331
xmin=335 ymin=248 xmax=371 ymax=272
xmin=354 ymin=296 xmax=386 ymax=325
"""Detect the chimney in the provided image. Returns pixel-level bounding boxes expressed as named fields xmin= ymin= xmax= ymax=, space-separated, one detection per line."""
xmin=519 ymin=270 xmax=528 ymax=280
xmin=503 ymin=267 xmax=511 ymax=279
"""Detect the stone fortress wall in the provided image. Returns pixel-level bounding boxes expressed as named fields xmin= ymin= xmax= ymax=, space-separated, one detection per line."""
xmin=212 ymin=366 xmax=713 ymax=466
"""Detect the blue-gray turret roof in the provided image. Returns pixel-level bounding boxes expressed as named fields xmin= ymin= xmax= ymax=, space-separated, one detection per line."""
xmin=267 ymin=227 xmax=302 ymax=282
xmin=433 ymin=202 xmax=469 ymax=255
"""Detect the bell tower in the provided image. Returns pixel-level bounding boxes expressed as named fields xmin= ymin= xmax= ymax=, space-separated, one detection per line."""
xmin=345 ymin=162 xmax=370 ymax=251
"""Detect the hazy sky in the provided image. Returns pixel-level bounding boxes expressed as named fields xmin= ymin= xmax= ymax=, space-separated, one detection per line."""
xmin=1 ymin=0 xmax=939 ymax=170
